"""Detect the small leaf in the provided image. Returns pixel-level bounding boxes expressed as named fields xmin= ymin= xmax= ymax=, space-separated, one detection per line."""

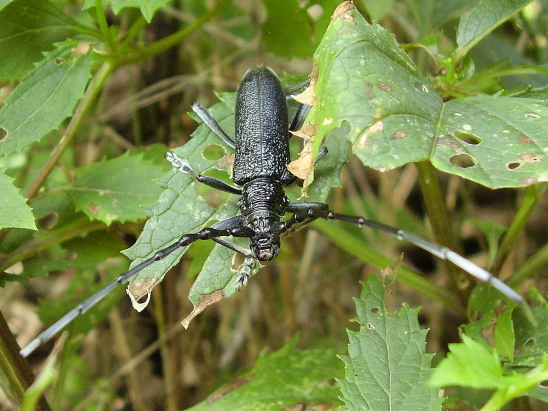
xmin=67 ymin=151 xmax=165 ymax=225
xmin=0 ymin=39 xmax=93 ymax=156
xmin=0 ymin=171 xmax=36 ymax=230
xmin=456 ymin=0 xmax=533 ymax=60
xmin=339 ymin=274 xmax=443 ymax=411
xmin=463 ymin=284 xmax=516 ymax=361
xmin=82 ymin=0 xmax=170 ymax=22
xmin=430 ymin=334 xmax=506 ymax=389
xmin=186 ymin=338 xmax=344 ymax=411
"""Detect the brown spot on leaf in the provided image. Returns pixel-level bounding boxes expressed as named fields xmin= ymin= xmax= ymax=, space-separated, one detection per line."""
xmin=391 ymin=130 xmax=408 ymax=140
xmin=127 ymin=277 xmax=161 ymax=311
xmin=332 ymin=1 xmax=355 ymax=21
xmin=378 ymin=81 xmax=392 ymax=92
xmin=88 ymin=203 xmax=100 ymax=217
xmin=521 ymin=177 xmax=539 ymax=185
xmin=518 ymin=134 xmax=535 ymax=144
xmin=358 ymin=121 xmax=384 ymax=148
xmin=519 ymin=152 xmax=542 ymax=163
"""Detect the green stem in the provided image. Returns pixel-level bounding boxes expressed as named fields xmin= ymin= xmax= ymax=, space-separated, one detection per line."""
xmin=116 ymin=0 xmax=230 ymax=67
xmin=0 ymin=311 xmax=52 ymax=411
xmin=415 ymin=161 xmax=470 ymax=304
xmin=0 ymin=218 xmax=105 ymax=275
xmin=24 ymin=61 xmax=114 ymax=201
xmin=507 ymin=242 xmax=548 ymax=287
xmin=312 ymin=219 xmax=463 ymax=313
xmin=94 ymin=0 xmax=118 ymax=52
xmin=491 ymin=184 xmax=545 ymax=275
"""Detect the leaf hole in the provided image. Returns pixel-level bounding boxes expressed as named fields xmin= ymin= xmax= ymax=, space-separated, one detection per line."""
xmin=524 ymin=338 xmax=536 ymax=348
xmin=454 ymin=131 xmax=481 ymax=145
xmin=203 ymin=144 xmax=227 ymax=161
xmin=366 ymin=323 xmax=375 ymax=329
xmin=507 ymin=162 xmax=521 ymax=170
xmin=370 ymin=307 xmax=380 ymax=313
xmin=449 ymin=153 xmax=476 ymax=168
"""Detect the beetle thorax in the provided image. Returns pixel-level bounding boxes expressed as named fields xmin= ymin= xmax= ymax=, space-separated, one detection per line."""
xmin=238 ymin=178 xmax=288 ymax=261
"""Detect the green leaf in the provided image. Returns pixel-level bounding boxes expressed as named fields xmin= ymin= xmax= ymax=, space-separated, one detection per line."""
xmin=0 ymin=0 xmax=90 ymax=81
xmin=463 ymin=284 xmax=516 ymax=361
xmin=311 ymin=2 xmax=548 ymax=189
xmin=67 ymin=151 xmax=166 ymax=225
xmin=0 ymin=39 xmax=93 ymax=156
xmin=0 ymin=171 xmax=36 ymax=230
xmin=430 ymin=334 xmax=506 ymax=389
xmin=82 ymin=0 xmax=170 ymax=22
xmin=187 ymin=338 xmax=344 ymax=411
xmin=513 ymin=289 xmax=548 ymax=368
xmin=455 ymin=0 xmax=533 ymax=60
xmin=339 ymin=275 xmax=443 ymax=411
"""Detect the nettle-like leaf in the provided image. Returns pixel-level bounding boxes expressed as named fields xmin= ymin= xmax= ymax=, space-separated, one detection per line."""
xmin=0 ymin=39 xmax=93 ymax=156
xmin=82 ymin=0 xmax=170 ymax=22
xmin=67 ymin=151 xmax=166 ymax=225
xmin=0 ymin=171 xmax=36 ymax=230
xmin=0 ymin=0 xmax=91 ymax=81
xmin=310 ymin=2 xmax=548 ymax=189
xmin=339 ymin=274 xmax=443 ymax=411
xmin=430 ymin=336 xmax=548 ymax=409
xmin=187 ymin=337 xmax=344 ymax=411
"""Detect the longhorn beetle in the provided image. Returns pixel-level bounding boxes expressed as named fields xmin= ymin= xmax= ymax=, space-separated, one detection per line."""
xmin=20 ymin=66 xmax=523 ymax=357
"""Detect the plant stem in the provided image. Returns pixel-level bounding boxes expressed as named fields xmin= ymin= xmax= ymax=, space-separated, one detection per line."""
xmin=415 ymin=161 xmax=470 ymax=305
xmin=0 ymin=311 xmax=52 ymax=410
xmin=491 ymin=184 xmax=545 ymax=275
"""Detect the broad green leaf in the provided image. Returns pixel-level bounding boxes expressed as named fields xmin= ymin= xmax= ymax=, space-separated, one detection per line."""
xmin=0 ymin=171 xmax=36 ymax=230
xmin=0 ymin=0 xmax=91 ymax=81
xmin=82 ymin=0 xmax=170 ymax=22
xmin=430 ymin=334 xmax=506 ymax=389
xmin=67 ymin=151 xmax=165 ymax=225
xmin=187 ymin=338 xmax=344 ymax=411
xmin=0 ymin=39 xmax=93 ymax=156
xmin=339 ymin=275 xmax=443 ymax=411
xmin=455 ymin=0 xmax=533 ymax=60
xmin=311 ymin=2 xmax=548 ymax=189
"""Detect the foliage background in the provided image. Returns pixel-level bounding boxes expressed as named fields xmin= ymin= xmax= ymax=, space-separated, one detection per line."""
xmin=0 ymin=0 xmax=546 ymax=410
